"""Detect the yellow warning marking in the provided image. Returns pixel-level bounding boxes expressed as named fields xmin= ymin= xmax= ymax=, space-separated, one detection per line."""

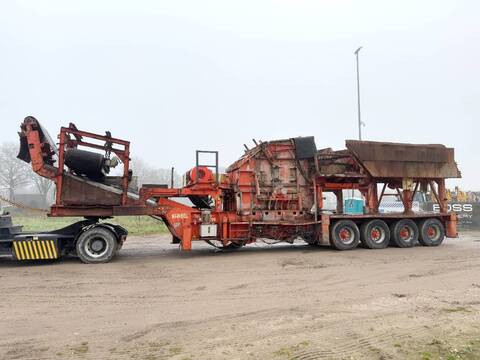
xmin=50 ymin=240 xmax=58 ymax=258
xmin=20 ymin=242 xmax=27 ymax=259
xmin=41 ymin=241 xmax=49 ymax=259
xmin=30 ymin=241 xmax=36 ymax=259
xmin=12 ymin=242 xmax=18 ymax=259
xmin=19 ymin=242 xmax=25 ymax=259
xmin=37 ymin=241 xmax=45 ymax=259
xmin=45 ymin=241 xmax=53 ymax=259
xmin=33 ymin=241 xmax=42 ymax=259
xmin=27 ymin=242 xmax=33 ymax=259
xmin=22 ymin=242 xmax=30 ymax=260
xmin=28 ymin=242 xmax=36 ymax=259
xmin=19 ymin=242 xmax=25 ymax=260
xmin=13 ymin=242 xmax=23 ymax=260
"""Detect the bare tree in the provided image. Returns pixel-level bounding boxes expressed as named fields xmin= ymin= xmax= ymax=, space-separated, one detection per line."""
xmin=30 ymin=174 xmax=54 ymax=206
xmin=129 ymin=156 xmax=149 ymax=186
xmin=130 ymin=156 xmax=181 ymax=187
xmin=0 ymin=142 xmax=32 ymax=200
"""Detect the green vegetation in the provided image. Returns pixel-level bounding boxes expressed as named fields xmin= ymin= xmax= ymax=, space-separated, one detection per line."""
xmin=11 ymin=213 xmax=168 ymax=236
xmin=441 ymin=306 xmax=471 ymax=313
xmin=168 ymin=345 xmax=183 ymax=355
xmin=273 ymin=341 xmax=311 ymax=359
xmin=70 ymin=342 xmax=89 ymax=355
xmin=422 ymin=352 xmax=433 ymax=360
xmin=418 ymin=338 xmax=480 ymax=360
xmin=400 ymin=334 xmax=480 ymax=360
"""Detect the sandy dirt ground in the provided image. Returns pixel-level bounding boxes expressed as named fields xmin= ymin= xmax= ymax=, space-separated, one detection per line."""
xmin=1 ymin=232 xmax=480 ymax=360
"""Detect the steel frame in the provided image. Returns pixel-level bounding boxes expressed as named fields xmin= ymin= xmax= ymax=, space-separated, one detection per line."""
xmin=19 ymin=118 xmax=459 ymax=251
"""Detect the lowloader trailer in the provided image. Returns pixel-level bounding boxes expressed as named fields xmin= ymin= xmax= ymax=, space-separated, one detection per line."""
xmin=3 ymin=116 xmax=461 ymax=263
xmin=0 ymin=215 xmax=127 ymax=262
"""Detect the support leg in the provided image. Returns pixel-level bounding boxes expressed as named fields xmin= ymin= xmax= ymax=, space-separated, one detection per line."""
xmin=437 ymin=179 xmax=447 ymax=213
xmin=402 ymin=190 xmax=413 ymax=214
xmin=335 ymin=190 xmax=344 ymax=214
xmin=181 ymin=225 xmax=192 ymax=251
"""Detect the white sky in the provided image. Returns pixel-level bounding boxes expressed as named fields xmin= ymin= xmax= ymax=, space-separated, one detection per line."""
xmin=1 ymin=0 xmax=478 ymax=189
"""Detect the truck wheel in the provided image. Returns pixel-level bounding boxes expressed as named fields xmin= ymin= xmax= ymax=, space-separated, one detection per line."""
xmin=330 ymin=220 xmax=360 ymax=250
xmin=418 ymin=218 xmax=445 ymax=246
xmin=76 ymin=227 xmax=118 ymax=264
xmin=360 ymin=220 xmax=390 ymax=249
xmin=390 ymin=219 xmax=418 ymax=248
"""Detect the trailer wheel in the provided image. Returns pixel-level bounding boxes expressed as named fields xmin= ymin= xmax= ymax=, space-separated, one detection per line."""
xmin=418 ymin=218 xmax=445 ymax=246
xmin=330 ymin=220 xmax=360 ymax=250
xmin=390 ymin=219 xmax=418 ymax=248
xmin=76 ymin=227 xmax=118 ymax=264
xmin=360 ymin=220 xmax=390 ymax=249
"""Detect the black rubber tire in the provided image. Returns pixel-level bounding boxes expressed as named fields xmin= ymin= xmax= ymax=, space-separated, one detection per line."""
xmin=223 ymin=241 xmax=244 ymax=250
xmin=418 ymin=218 xmax=445 ymax=246
xmin=390 ymin=219 xmax=418 ymax=248
xmin=330 ymin=220 xmax=360 ymax=250
xmin=76 ymin=227 xmax=118 ymax=264
xmin=303 ymin=233 xmax=318 ymax=246
xmin=360 ymin=219 xmax=390 ymax=249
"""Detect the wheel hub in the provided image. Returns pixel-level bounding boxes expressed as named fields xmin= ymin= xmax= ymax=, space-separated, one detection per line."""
xmin=426 ymin=224 xmax=441 ymax=241
xmin=91 ymin=239 xmax=105 ymax=252
xmin=339 ymin=228 xmax=352 ymax=242
xmin=86 ymin=237 xmax=108 ymax=257
xmin=371 ymin=228 xmax=381 ymax=241
xmin=400 ymin=226 xmax=411 ymax=241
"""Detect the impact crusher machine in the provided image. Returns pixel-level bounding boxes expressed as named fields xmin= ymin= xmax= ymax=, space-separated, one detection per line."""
xmin=0 ymin=116 xmax=461 ymax=263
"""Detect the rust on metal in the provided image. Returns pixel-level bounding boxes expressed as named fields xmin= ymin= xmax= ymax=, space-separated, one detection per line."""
xmin=18 ymin=116 xmax=462 ymax=250
xmin=346 ymin=140 xmax=461 ymax=179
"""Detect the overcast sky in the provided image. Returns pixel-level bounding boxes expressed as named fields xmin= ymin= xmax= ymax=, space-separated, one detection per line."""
xmin=1 ymin=1 xmax=478 ymax=189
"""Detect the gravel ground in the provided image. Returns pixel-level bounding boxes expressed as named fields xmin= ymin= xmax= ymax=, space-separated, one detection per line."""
xmin=1 ymin=232 xmax=479 ymax=359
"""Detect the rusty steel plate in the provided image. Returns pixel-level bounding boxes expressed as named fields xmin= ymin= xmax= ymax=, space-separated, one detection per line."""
xmin=346 ymin=140 xmax=461 ymax=179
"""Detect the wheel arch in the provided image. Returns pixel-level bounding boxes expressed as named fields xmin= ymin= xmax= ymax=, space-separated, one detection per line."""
xmin=74 ymin=222 xmax=128 ymax=245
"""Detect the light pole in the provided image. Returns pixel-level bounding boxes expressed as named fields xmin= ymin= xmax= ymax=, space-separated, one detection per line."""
xmin=354 ymin=46 xmax=364 ymax=140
